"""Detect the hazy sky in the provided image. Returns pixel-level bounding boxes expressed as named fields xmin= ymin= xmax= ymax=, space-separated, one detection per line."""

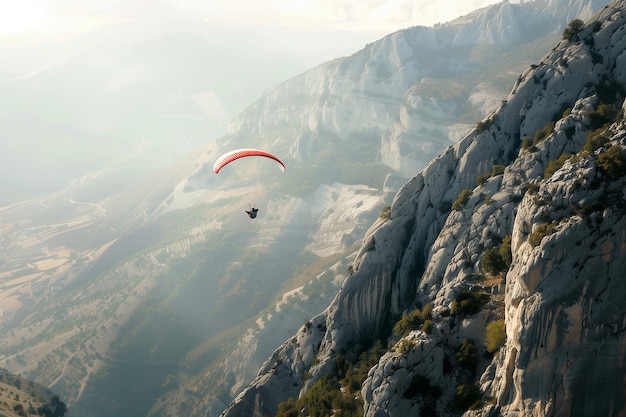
xmin=2 ymin=0 xmax=503 ymax=36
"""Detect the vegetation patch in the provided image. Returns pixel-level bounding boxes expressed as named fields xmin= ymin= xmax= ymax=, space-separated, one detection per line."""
xmin=451 ymin=384 xmax=482 ymax=411
xmin=275 ymin=375 xmax=361 ymax=417
xmin=476 ymin=165 xmax=506 ymax=185
xmin=597 ymin=145 xmax=626 ymax=178
xmin=595 ymin=80 xmax=626 ymax=104
xmin=481 ymin=235 xmax=512 ymax=276
xmin=583 ymin=127 xmax=611 ymax=154
xmin=528 ymin=223 xmax=557 ymax=247
xmin=534 ymin=121 xmax=555 ymax=146
xmin=452 ymin=189 xmax=473 ymax=211
xmin=421 ymin=319 xmax=433 ymax=334
xmin=544 ymin=153 xmax=572 ymax=179
xmin=562 ymin=18 xmax=584 ymax=41
xmin=277 ymin=342 xmax=387 ymax=417
xmin=525 ymin=182 xmax=540 ymax=195
xmin=456 ymin=339 xmax=478 ymax=374
xmin=484 ymin=320 xmax=506 ymax=354
xmin=585 ymin=104 xmax=618 ymax=129
xmin=522 ymin=136 xmax=536 ymax=152
xmin=397 ymin=339 xmax=417 ymax=355
xmin=379 ymin=205 xmax=391 ymax=220
xmin=451 ymin=290 xmax=490 ymax=316
xmin=394 ymin=304 xmax=433 ymax=338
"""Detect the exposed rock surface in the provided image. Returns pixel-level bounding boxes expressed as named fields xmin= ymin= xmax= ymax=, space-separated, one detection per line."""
xmin=0 ymin=2 xmax=612 ymax=417
xmin=221 ymin=2 xmax=626 ymax=416
xmin=200 ymin=0 xmax=608 ymax=188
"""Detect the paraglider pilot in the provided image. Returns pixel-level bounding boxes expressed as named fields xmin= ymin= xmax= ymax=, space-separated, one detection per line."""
xmin=246 ymin=206 xmax=259 ymax=219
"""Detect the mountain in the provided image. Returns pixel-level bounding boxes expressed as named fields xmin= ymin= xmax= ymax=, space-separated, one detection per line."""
xmin=0 ymin=1 xmax=611 ymax=417
xmin=0 ymin=368 xmax=68 ymax=417
xmin=219 ymin=2 xmax=626 ymax=417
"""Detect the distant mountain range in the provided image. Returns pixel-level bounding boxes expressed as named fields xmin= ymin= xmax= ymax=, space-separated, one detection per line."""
xmin=0 ymin=1 xmax=615 ymax=417
xmin=220 ymin=1 xmax=626 ymax=416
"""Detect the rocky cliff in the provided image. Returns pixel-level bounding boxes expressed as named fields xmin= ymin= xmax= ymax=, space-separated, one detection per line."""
xmin=214 ymin=0 xmax=608 ymax=182
xmin=221 ymin=2 xmax=626 ymax=416
xmin=0 ymin=2 xmax=613 ymax=417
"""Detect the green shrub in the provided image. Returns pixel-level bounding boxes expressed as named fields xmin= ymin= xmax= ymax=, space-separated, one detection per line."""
xmin=492 ymin=165 xmax=505 ymax=176
xmin=276 ymin=375 xmax=364 ymax=417
xmin=456 ymin=339 xmax=478 ymax=372
xmin=397 ymin=339 xmax=416 ymax=354
xmin=528 ymin=223 xmax=556 ymax=247
xmin=585 ymin=104 xmax=618 ymax=129
xmin=451 ymin=290 xmax=489 ymax=316
xmin=591 ymin=20 xmax=602 ymax=32
xmin=597 ymin=145 xmax=626 ymax=178
xmin=484 ymin=320 xmax=506 ymax=353
xmin=562 ymin=107 xmax=572 ymax=118
xmin=481 ymin=248 xmax=507 ymax=275
xmin=275 ymin=398 xmax=299 ymax=417
xmin=562 ymin=18 xmax=584 ymax=41
xmin=522 ymin=136 xmax=536 ymax=151
xmin=499 ymin=235 xmax=512 ymax=267
xmin=477 ymin=165 xmax=506 ymax=185
xmin=451 ymin=384 xmax=482 ymax=411
xmin=421 ymin=319 xmax=433 ymax=334
xmin=394 ymin=304 xmax=433 ymax=337
xmin=583 ymin=127 xmax=611 ymax=154
xmin=596 ymin=81 xmax=626 ymax=103
xmin=533 ymin=121 xmax=555 ymax=146
xmin=452 ymin=189 xmax=472 ymax=211
xmin=525 ymin=182 xmax=539 ymax=194
xmin=476 ymin=118 xmax=493 ymax=132
xmin=476 ymin=173 xmax=490 ymax=186
xmin=544 ymin=153 xmax=572 ymax=179
xmin=379 ymin=205 xmax=391 ymax=220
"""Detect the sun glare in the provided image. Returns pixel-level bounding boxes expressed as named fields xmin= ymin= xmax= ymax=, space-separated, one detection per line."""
xmin=1 ymin=0 xmax=49 ymax=34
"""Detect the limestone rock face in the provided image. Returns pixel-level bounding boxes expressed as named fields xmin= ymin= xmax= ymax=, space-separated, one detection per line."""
xmin=221 ymin=2 xmax=626 ymax=417
xmin=217 ymin=0 xmax=606 ymax=179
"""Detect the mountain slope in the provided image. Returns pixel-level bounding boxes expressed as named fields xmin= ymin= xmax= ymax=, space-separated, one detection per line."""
xmin=220 ymin=2 xmax=626 ymax=416
xmin=0 ymin=1 xmax=610 ymax=417
xmin=0 ymin=368 xmax=68 ymax=417
xmin=147 ymin=2 xmax=609 ymax=417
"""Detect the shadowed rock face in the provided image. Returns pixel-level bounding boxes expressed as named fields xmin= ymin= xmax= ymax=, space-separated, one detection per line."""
xmin=221 ymin=1 xmax=626 ymax=416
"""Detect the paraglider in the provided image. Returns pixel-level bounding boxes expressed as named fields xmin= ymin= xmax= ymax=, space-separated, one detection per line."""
xmin=212 ymin=148 xmax=286 ymax=174
xmin=213 ymin=148 xmax=285 ymax=220
xmin=246 ymin=206 xmax=259 ymax=219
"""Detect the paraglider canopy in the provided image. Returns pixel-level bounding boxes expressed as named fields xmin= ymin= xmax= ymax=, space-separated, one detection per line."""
xmin=213 ymin=148 xmax=286 ymax=174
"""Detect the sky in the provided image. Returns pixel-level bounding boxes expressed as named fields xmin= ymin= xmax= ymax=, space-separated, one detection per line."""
xmin=1 ymin=0 xmax=503 ymax=37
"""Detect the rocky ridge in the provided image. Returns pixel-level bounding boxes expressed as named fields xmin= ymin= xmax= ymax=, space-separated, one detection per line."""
xmin=0 ymin=2 xmax=612 ymax=417
xmin=221 ymin=2 xmax=626 ymax=417
xmin=211 ymin=0 xmax=608 ymax=183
